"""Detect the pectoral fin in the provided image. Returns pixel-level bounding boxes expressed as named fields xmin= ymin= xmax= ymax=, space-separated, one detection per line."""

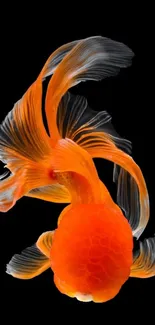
xmin=6 ymin=231 xmax=55 ymax=279
xmin=6 ymin=245 xmax=50 ymax=279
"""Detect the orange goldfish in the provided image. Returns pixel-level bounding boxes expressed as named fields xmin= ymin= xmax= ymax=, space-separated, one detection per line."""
xmin=2 ymin=35 xmax=154 ymax=302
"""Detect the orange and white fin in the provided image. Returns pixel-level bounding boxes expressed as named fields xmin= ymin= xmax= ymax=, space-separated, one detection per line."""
xmin=45 ymin=35 xmax=134 ymax=139
xmin=87 ymin=143 xmax=149 ymax=239
xmin=39 ymin=39 xmax=80 ymax=80
xmin=130 ymin=236 xmax=155 ymax=278
xmin=0 ymin=82 xmax=51 ymax=166
xmin=57 ymin=91 xmax=132 ymax=154
xmin=0 ymin=161 xmax=62 ymax=212
xmin=0 ymin=170 xmax=28 ymax=212
xmin=6 ymin=231 xmax=54 ymax=279
xmin=113 ymin=165 xmax=141 ymax=238
xmin=0 ymin=79 xmax=70 ymax=211
xmin=6 ymin=245 xmax=50 ymax=279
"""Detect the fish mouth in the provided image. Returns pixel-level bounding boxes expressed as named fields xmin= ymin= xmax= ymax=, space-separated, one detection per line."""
xmin=74 ymin=292 xmax=93 ymax=302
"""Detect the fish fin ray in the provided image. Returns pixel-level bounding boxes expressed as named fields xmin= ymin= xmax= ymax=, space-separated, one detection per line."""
xmin=0 ymin=172 xmax=26 ymax=212
xmin=6 ymin=244 xmax=50 ymax=279
xmin=86 ymin=144 xmax=149 ymax=239
xmin=0 ymin=81 xmax=60 ymax=212
xmin=26 ymin=183 xmax=71 ymax=203
xmin=130 ymin=236 xmax=155 ymax=278
xmin=40 ymin=40 xmax=81 ymax=79
xmin=113 ymin=165 xmax=140 ymax=237
xmin=36 ymin=231 xmax=55 ymax=258
xmin=45 ymin=35 xmax=134 ymax=137
xmin=0 ymin=82 xmax=51 ymax=165
xmin=57 ymin=91 xmax=132 ymax=154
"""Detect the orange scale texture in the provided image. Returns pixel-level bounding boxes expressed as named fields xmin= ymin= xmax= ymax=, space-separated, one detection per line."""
xmin=50 ymin=203 xmax=133 ymax=302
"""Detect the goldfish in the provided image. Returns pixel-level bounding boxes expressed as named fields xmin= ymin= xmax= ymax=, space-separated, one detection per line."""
xmin=1 ymin=35 xmax=154 ymax=302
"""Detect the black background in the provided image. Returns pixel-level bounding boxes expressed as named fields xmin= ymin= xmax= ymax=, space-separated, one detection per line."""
xmin=1 ymin=7 xmax=154 ymax=317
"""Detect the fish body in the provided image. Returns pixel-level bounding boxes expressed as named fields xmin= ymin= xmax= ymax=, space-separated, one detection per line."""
xmin=50 ymin=203 xmax=133 ymax=303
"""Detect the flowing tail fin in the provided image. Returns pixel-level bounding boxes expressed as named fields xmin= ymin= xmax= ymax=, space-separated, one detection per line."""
xmin=44 ymin=35 xmax=134 ymax=139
